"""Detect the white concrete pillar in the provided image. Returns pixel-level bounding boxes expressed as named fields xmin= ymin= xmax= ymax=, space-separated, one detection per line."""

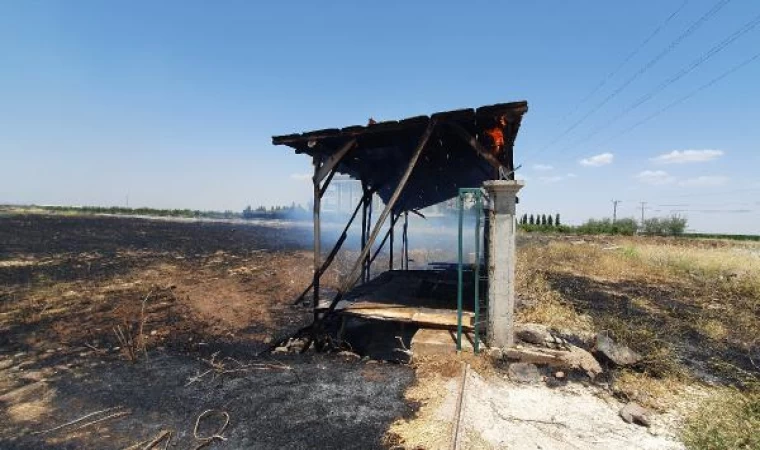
xmin=483 ymin=180 xmax=524 ymax=349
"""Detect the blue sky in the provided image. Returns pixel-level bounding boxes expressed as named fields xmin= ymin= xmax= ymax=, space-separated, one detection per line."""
xmin=1 ymin=0 xmax=759 ymax=233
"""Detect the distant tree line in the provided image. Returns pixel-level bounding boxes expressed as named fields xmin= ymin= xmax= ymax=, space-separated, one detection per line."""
xmin=34 ymin=205 xmax=237 ymax=219
xmin=18 ymin=203 xmax=310 ymax=221
xmin=518 ymin=214 xmax=688 ymax=236
xmin=519 ymin=213 xmax=566 ymax=232
xmin=242 ymin=203 xmax=309 ymax=220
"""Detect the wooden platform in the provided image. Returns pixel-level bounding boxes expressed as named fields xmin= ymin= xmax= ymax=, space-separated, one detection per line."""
xmin=339 ymin=302 xmax=474 ymax=329
xmin=323 ymin=269 xmax=482 ymax=330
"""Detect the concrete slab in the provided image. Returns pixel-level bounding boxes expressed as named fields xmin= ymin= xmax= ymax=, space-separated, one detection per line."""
xmin=411 ymin=328 xmax=476 ymax=356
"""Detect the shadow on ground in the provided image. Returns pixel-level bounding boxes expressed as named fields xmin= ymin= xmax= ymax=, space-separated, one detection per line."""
xmin=545 ymin=271 xmax=759 ymax=387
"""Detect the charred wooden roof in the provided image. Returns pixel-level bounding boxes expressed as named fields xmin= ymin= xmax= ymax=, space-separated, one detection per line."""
xmin=272 ymin=101 xmax=528 ymax=212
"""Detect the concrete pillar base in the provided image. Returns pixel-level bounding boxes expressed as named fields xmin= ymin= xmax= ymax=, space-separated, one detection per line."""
xmin=483 ymin=180 xmax=524 ymax=349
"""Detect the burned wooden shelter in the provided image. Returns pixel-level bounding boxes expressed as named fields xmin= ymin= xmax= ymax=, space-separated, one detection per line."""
xmin=273 ymin=101 xmax=528 ymax=352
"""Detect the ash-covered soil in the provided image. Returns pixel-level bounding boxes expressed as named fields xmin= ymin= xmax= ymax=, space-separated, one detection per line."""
xmin=3 ymin=353 xmax=414 ymax=449
xmin=0 ymin=214 xmax=416 ymax=449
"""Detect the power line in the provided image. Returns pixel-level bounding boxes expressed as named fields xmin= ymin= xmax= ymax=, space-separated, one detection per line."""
xmin=662 ymin=188 xmax=760 ymax=199
xmin=558 ymin=11 xmax=760 ymax=155
xmin=524 ymin=0 xmax=733 ymax=164
xmin=553 ymin=1 xmax=690 ymax=126
xmin=667 ymin=208 xmax=754 ymax=213
xmin=596 ymin=50 xmax=760 ymax=144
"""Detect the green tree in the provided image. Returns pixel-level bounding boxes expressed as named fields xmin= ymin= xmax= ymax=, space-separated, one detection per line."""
xmin=665 ymin=215 xmax=687 ymax=235
xmin=529 ymin=214 xmax=535 ymax=225
xmin=541 ymin=214 xmax=547 ymax=226
xmin=555 ymin=213 xmax=560 ymax=226
xmin=548 ymin=215 xmax=554 ymax=226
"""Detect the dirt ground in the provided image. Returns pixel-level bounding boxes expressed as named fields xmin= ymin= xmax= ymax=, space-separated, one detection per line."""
xmin=0 ymin=214 xmax=414 ymax=449
xmin=3 ymin=213 xmax=758 ymax=449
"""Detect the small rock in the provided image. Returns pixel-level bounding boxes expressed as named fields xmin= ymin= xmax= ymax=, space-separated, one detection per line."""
xmin=0 ymin=359 xmax=14 ymax=370
xmin=619 ymin=402 xmax=651 ymax=427
xmin=516 ymin=324 xmax=552 ymax=345
xmin=516 ymin=323 xmax=568 ymax=349
xmin=507 ymin=362 xmax=542 ymax=383
xmin=557 ymin=329 xmax=597 ymax=349
xmin=272 ymin=346 xmax=289 ymax=355
xmin=286 ymin=338 xmax=306 ymax=352
xmin=594 ymin=333 xmax=642 ymax=366
xmin=263 ymin=336 xmax=272 ymax=344
xmin=486 ymin=347 xmax=504 ymax=360
xmin=150 ymin=330 xmax=158 ymax=336
xmin=555 ymin=371 xmax=565 ymax=379
xmin=337 ymin=351 xmax=361 ymax=360
xmin=504 ymin=344 xmax=602 ymax=379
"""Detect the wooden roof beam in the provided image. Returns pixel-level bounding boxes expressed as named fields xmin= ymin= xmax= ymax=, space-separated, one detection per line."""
xmin=446 ymin=121 xmax=505 ymax=172
xmin=314 ymin=138 xmax=357 ymax=183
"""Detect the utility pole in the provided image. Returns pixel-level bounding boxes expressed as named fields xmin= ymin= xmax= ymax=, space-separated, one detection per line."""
xmin=639 ymin=201 xmax=647 ymax=226
xmin=611 ymin=200 xmax=621 ymax=223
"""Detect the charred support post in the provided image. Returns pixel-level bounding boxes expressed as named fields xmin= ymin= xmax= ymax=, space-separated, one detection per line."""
xmin=360 ymin=182 xmax=369 ymax=283
xmin=365 ymin=194 xmax=373 ymax=283
xmin=309 ymin=139 xmax=357 ymax=318
xmin=292 ymin=189 xmax=370 ymax=305
xmin=312 ymin=156 xmax=322 ymax=323
xmin=483 ymin=180 xmax=524 ymax=349
xmin=389 ymin=213 xmax=397 ymax=270
xmin=403 ymin=211 xmax=409 ymax=270
xmin=325 ymin=120 xmax=437 ymax=314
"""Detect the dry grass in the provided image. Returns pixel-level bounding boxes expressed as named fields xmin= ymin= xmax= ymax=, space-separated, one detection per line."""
xmin=385 ymin=370 xmax=453 ymax=450
xmin=682 ymin=389 xmax=760 ymax=450
xmin=516 ymin=270 xmax=593 ymax=332
xmin=515 ymin=235 xmax=760 ymax=448
xmin=613 ymin=370 xmax=685 ymax=411
xmin=386 ymin=354 xmax=493 ymax=450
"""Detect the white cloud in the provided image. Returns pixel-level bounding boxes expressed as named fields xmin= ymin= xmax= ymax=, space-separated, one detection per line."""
xmin=579 ymin=152 xmax=614 ymax=167
xmin=289 ymin=173 xmax=311 ymax=181
xmin=533 ymin=164 xmax=554 ymax=171
xmin=635 ymin=170 xmax=676 ymax=186
xmin=678 ymin=175 xmax=729 ymax=187
xmin=651 ymin=149 xmax=724 ymax=164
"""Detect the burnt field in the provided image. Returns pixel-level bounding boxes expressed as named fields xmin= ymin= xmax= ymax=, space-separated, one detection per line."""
xmin=0 ymin=214 xmax=414 ymax=449
xmin=2 ymin=213 xmax=759 ymax=449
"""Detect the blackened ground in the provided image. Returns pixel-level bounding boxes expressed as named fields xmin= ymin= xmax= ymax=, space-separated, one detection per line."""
xmin=3 ymin=352 xmax=415 ymax=450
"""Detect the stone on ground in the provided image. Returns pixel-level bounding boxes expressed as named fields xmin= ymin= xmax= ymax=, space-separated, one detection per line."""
xmin=507 ymin=362 xmax=542 ymax=383
xmin=516 ymin=323 xmax=569 ymax=349
xmin=594 ymin=333 xmax=642 ymax=366
xmin=504 ymin=344 xmax=603 ymax=378
xmin=619 ymin=402 xmax=652 ymax=427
